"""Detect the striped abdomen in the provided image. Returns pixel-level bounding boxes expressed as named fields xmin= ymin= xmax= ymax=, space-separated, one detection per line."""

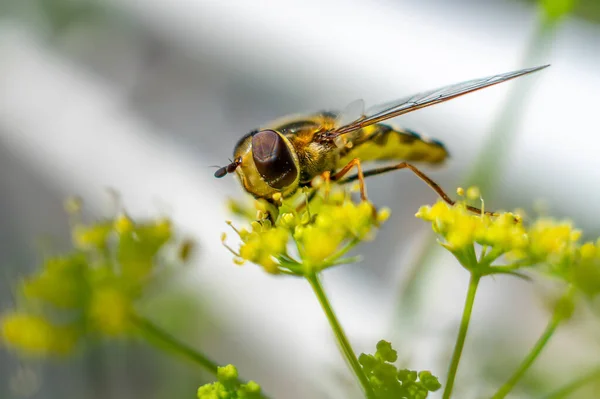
xmin=337 ymin=124 xmax=449 ymax=167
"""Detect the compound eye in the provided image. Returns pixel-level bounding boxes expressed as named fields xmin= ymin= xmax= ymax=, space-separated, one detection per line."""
xmin=251 ymin=130 xmax=298 ymax=189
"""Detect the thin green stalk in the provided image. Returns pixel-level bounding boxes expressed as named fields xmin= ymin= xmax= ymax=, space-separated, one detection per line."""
xmin=131 ymin=314 xmax=220 ymax=375
xmin=463 ymin=17 xmax=555 ymax=192
xmin=132 ymin=314 xmax=272 ymax=398
xmin=443 ymin=272 xmax=481 ymax=399
xmin=306 ymin=273 xmax=375 ymax=399
xmin=491 ymin=316 xmax=561 ymax=399
xmin=491 ymin=288 xmax=575 ymax=399
xmin=542 ymin=366 xmax=600 ymax=399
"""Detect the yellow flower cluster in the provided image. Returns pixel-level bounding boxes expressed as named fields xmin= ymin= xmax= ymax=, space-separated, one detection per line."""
xmin=1 ymin=201 xmax=193 ymax=358
xmin=416 ymin=200 xmax=525 ymax=256
xmin=1 ymin=314 xmax=78 ymax=357
xmin=523 ymin=218 xmax=581 ymax=266
xmin=416 ymin=189 xmax=600 ymax=297
xmin=568 ymin=239 xmax=600 ymax=298
xmin=224 ymin=186 xmax=390 ymax=275
xmin=237 ymin=224 xmax=289 ymax=273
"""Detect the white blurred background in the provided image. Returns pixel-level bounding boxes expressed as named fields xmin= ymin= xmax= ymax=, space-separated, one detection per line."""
xmin=1 ymin=0 xmax=600 ymax=398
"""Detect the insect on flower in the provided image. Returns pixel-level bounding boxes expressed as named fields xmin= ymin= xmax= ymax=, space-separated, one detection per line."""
xmin=215 ymin=66 xmax=549 ymax=215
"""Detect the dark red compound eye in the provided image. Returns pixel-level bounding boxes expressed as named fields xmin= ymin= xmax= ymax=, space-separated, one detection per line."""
xmin=251 ymin=130 xmax=298 ymax=189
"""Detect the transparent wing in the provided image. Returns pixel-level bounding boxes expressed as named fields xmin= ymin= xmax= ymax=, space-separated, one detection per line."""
xmin=332 ymin=65 xmax=549 ymax=136
xmin=334 ymin=98 xmax=365 ymax=128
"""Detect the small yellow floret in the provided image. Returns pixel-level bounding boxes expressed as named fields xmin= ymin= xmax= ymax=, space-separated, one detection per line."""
xmin=528 ymin=219 xmax=580 ymax=261
xmin=238 ymin=226 xmax=288 ymax=274
xmin=63 ymin=196 xmax=83 ymax=214
xmin=377 ymin=207 xmax=392 ymax=224
xmin=152 ymin=218 xmax=172 ymax=241
xmin=272 ymin=192 xmax=282 ymax=202
xmin=88 ymin=288 xmax=131 ymax=336
xmin=279 ymin=213 xmax=297 ymax=229
xmin=114 ymin=214 xmax=134 ymax=234
xmin=72 ymin=222 xmax=112 ymax=248
xmin=466 ymin=186 xmax=480 ymax=200
xmin=217 ymin=364 xmax=239 ymax=381
xmin=302 ymin=226 xmax=344 ymax=263
xmin=1 ymin=313 xmax=77 ymax=357
xmin=580 ymin=242 xmax=597 ymax=260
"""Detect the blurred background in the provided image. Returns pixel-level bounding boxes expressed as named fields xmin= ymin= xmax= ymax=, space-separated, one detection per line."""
xmin=1 ymin=0 xmax=600 ymax=398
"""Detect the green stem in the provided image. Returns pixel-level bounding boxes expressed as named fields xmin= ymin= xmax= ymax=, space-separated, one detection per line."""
xmin=542 ymin=366 xmax=600 ymax=399
xmin=132 ymin=315 xmax=272 ymax=398
xmin=131 ymin=314 xmax=220 ymax=376
xmin=306 ymin=273 xmax=375 ymax=399
xmin=463 ymin=17 xmax=556 ymax=192
xmin=443 ymin=272 xmax=481 ymax=399
xmin=491 ymin=288 xmax=574 ymax=399
xmin=323 ymin=238 xmax=360 ymax=265
xmin=490 ymin=318 xmax=560 ymax=399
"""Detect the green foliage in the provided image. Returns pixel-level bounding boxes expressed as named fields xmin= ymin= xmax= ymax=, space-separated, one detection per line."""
xmin=359 ymin=340 xmax=441 ymax=399
xmin=197 ymin=365 xmax=263 ymax=399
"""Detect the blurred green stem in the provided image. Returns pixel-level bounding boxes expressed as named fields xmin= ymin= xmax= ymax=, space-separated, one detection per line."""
xmin=443 ymin=272 xmax=481 ymax=399
xmin=463 ymin=16 xmax=556 ymax=191
xmin=491 ymin=288 xmax=574 ymax=399
xmin=542 ymin=366 xmax=600 ymax=399
xmin=306 ymin=273 xmax=375 ymax=399
xmin=134 ymin=315 xmax=273 ymax=398
xmin=131 ymin=314 xmax=220 ymax=375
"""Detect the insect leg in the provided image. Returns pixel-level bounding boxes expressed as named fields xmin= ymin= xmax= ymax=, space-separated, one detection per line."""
xmin=322 ymin=171 xmax=332 ymax=200
xmin=331 ymin=158 xmax=368 ymax=201
xmin=295 ymin=187 xmax=319 ymax=212
xmin=338 ymin=162 xmax=498 ymax=217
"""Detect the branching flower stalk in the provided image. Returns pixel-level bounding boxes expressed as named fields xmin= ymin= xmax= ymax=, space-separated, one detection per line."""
xmin=225 ymin=182 xmax=446 ymax=398
xmin=307 ymin=273 xmax=374 ymax=398
xmin=491 ymin=286 xmax=575 ymax=399
xmin=224 ymin=184 xmax=389 ymax=398
xmin=443 ymin=272 xmax=481 ymax=399
xmin=131 ymin=314 xmax=220 ymax=376
xmin=417 ymin=186 xmax=600 ymax=398
xmin=542 ymin=365 xmax=600 ymax=399
xmin=0 ymin=200 xmax=268 ymax=396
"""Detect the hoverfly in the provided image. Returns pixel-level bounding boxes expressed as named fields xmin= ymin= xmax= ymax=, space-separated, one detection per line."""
xmin=215 ymin=65 xmax=548 ymax=215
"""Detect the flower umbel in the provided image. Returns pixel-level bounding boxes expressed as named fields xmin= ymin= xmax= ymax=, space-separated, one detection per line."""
xmin=1 ymin=313 xmax=78 ymax=357
xmin=415 ymin=189 xmax=585 ymax=281
xmin=224 ymin=185 xmax=390 ymax=276
xmin=417 ymin=187 xmax=600 ymax=399
xmin=1 ymin=201 xmax=193 ymax=358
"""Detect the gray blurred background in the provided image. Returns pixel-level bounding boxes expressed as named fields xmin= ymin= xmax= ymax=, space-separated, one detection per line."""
xmin=1 ymin=0 xmax=600 ymax=398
